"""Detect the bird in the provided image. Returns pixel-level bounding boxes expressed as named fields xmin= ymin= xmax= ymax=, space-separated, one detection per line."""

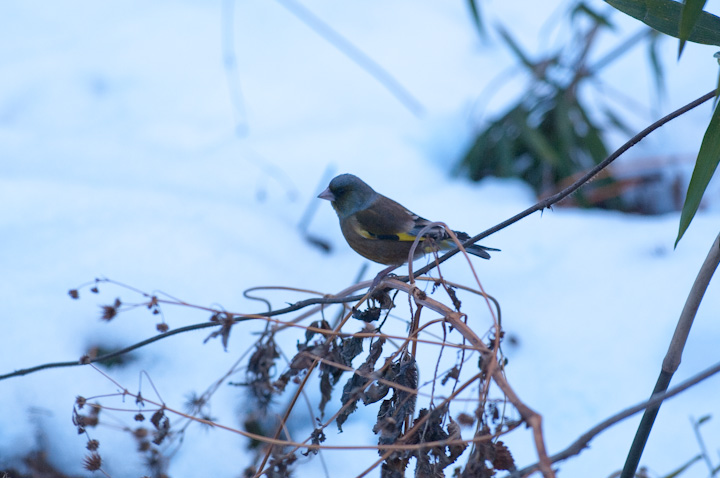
xmin=318 ymin=173 xmax=498 ymax=266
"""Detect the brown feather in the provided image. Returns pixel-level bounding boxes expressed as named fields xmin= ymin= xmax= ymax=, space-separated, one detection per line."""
xmin=352 ymin=195 xmax=416 ymax=237
xmin=340 ymin=215 xmax=424 ymax=265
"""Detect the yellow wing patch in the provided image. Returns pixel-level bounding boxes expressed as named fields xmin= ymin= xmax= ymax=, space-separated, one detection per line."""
xmin=356 ymin=226 xmax=375 ymax=240
xmin=351 ymin=222 xmax=427 ymax=243
xmin=395 ymin=232 xmax=425 ymax=242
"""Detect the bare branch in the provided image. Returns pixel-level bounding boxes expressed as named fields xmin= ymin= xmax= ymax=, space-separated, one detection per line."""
xmin=622 ymin=230 xmax=720 ymax=476
xmin=509 ymin=359 xmax=720 ymax=477
xmin=413 ymin=88 xmax=718 ymax=278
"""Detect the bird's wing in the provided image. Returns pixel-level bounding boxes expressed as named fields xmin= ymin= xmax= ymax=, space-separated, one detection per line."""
xmin=407 ymin=216 xmax=449 ymax=242
xmin=352 ymin=198 xmax=418 ymax=241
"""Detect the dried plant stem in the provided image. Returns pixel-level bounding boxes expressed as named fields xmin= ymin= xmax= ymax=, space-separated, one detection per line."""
xmin=256 ymin=297 xmax=365 ymax=476
xmin=255 ymin=354 xmax=321 ymax=477
xmin=511 ymin=358 xmax=720 ymax=477
xmin=621 ymin=231 xmax=720 ymax=477
xmin=355 ymin=370 xmax=488 ymax=478
xmin=385 ymin=278 xmax=555 ymax=477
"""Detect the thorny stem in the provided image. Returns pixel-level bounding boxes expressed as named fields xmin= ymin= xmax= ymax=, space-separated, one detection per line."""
xmin=413 ymin=88 xmax=718 ymax=278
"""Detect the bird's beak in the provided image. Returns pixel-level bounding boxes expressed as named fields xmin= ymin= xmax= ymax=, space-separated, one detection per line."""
xmin=318 ymin=187 xmax=335 ymax=201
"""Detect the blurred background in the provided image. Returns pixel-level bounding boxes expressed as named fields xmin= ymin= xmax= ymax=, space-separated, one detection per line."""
xmin=1 ymin=1 xmax=719 ymax=477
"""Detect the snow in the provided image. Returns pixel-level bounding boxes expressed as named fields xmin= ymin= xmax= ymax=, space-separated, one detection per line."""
xmin=1 ymin=1 xmax=719 ymax=477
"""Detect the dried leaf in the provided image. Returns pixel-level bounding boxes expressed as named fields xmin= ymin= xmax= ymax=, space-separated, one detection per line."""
xmin=246 ymin=337 xmax=280 ymax=406
xmin=491 ymin=441 xmax=516 ymax=471
xmin=337 ymin=338 xmax=386 ymax=431
xmin=203 ymin=313 xmax=235 ymax=351
xmin=352 ymin=306 xmax=382 ymax=322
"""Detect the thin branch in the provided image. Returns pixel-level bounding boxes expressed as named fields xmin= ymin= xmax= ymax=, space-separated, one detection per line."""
xmin=413 ymin=88 xmax=718 ymax=278
xmin=0 ymin=319 xmax=244 ymax=381
xmin=221 ymin=0 xmax=249 ymax=136
xmin=1 ymin=90 xmax=715 ymax=385
xmin=509 ymin=359 xmax=720 ymax=477
xmin=387 ymin=278 xmax=554 ymax=477
xmin=691 ymin=415 xmax=716 ymax=475
xmin=272 ymin=0 xmax=424 ymax=116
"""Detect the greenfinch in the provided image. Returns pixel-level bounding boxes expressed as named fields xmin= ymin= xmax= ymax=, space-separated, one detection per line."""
xmin=318 ymin=174 xmax=498 ymax=265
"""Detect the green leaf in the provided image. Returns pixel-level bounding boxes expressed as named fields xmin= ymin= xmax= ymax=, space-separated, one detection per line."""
xmin=467 ymin=0 xmax=485 ymax=37
xmin=679 ymin=0 xmax=708 ymax=57
xmin=602 ymin=106 xmax=636 ymax=136
xmin=519 ymin=120 xmax=562 ymax=167
xmin=605 ymin=0 xmax=720 ymax=46
xmin=696 ymin=414 xmax=712 ymax=425
xmin=553 ymin=94 xmax=574 ymax=164
xmin=496 ymin=25 xmax=537 ymax=73
xmin=660 ymin=454 xmax=702 ymax=478
xmin=676 ymin=101 xmax=720 ymax=246
xmin=572 ymin=2 xmax=616 ymax=29
xmin=716 ymin=53 xmax=720 ymax=106
xmin=574 ymin=102 xmax=610 ymax=165
xmin=647 ymin=30 xmax=667 ymax=98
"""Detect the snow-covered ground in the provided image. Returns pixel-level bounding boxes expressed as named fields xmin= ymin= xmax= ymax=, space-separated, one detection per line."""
xmin=1 ymin=1 xmax=719 ymax=477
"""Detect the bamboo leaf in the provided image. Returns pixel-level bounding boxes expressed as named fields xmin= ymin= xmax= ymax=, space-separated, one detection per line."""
xmin=660 ymin=454 xmax=702 ymax=478
xmin=519 ymin=121 xmax=562 ymax=167
xmin=676 ymin=102 xmax=720 ymax=246
xmin=605 ymin=0 xmax=720 ymax=46
xmin=647 ymin=30 xmax=667 ymax=98
xmin=679 ymin=0 xmax=708 ymax=56
xmin=696 ymin=414 xmax=711 ymax=425
xmin=467 ymin=0 xmax=486 ymax=37
xmin=496 ymin=25 xmax=537 ymax=73
xmin=572 ymin=2 xmax=616 ymax=29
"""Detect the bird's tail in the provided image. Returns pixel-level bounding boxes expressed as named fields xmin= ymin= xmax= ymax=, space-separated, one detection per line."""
xmin=465 ymin=244 xmax=500 ymax=260
xmin=449 ymin=231 xmax=499 ymax=259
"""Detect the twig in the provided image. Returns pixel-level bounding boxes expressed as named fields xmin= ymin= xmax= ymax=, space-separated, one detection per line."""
xmin=386 ymin=278 xmax=555 ymax=477
xmin=413 ymin=88 xmax=718 ymax=278
xmin=1 ymin=90 xmax=715 ymax=401
xmin=272 ymin=0 xmax=424 ymax=116
xmin=690 ymin=415 xmax=716 ymax=475
xmin=221 ymin=0 xmax=248 ymax=136
xmin=0 ymin=319 xmax=250 ymax=381
xmin=299 ymin=165 xmax=336 ymax=252
xmin=509 ymin=358 xmax=720 ymax=477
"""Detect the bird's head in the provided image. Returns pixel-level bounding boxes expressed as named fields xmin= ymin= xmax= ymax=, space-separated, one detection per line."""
xmin=318 ymin=174 xmax=377 ymax=218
